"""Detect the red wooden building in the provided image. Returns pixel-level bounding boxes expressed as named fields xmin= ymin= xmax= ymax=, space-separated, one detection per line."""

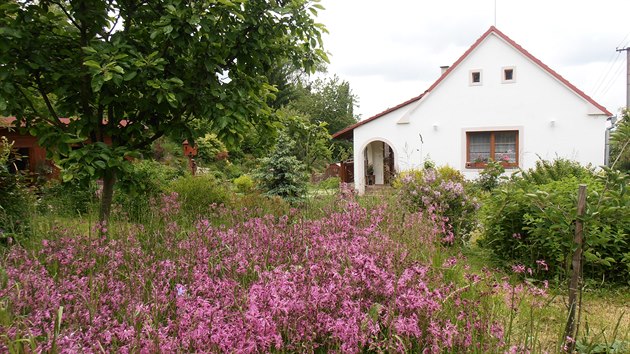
xmin=1 ymin=117 xmax=53 ymax=175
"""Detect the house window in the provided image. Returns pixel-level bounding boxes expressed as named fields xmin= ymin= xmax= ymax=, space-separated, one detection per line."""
xmin=502 ymin=66 xmax=515 ymax=83
xmin=466 ymin=130 xmax=518 ymax=168
xmin=470 ymin=70 xmax=482 ymax=85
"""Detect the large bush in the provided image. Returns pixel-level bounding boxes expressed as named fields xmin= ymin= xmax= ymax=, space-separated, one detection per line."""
xmin=114 ymin=160 xmax=185 ymax=221
xmin=481 ymin=161 xmax=630 ymax=283
xmin=169 ymin=174 xmax=231 ymax=217
xmin=395 ymin=165 xmax=480 ymax=244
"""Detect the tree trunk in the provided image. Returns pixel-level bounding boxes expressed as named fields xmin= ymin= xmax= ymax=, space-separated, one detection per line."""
xmin=99 ymin=170 xmax=116 ymax=225
xmin=564 ymin=184 xmax=587 ymax=351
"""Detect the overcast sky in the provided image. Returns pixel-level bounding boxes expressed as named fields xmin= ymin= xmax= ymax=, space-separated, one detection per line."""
xmin=316 ymin=0 xmax=630 ymax=120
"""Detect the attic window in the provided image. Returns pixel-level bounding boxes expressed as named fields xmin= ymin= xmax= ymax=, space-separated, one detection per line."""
xmin=502 ymin=66 xmax=516 ymax=83
xmin=470 ymin=70 xmax=482 ymax=85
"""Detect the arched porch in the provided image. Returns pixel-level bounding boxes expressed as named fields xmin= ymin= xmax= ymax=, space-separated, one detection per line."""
xmin=363 ymin=140 xmax=396 ymax=186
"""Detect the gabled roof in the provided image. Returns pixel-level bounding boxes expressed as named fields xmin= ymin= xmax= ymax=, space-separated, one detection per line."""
xmin=332 ymin=26 xmax=612 ymax=139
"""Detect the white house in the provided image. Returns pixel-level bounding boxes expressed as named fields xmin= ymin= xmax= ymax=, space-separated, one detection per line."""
xmin=333 ymin=26 xmax=612 ymax=194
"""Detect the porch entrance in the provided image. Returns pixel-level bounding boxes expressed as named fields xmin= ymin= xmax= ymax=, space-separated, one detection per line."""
xmin=363 ymin=141 xmax=395 ymax=185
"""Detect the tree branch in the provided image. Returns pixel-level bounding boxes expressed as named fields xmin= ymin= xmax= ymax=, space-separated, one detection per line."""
xmin=34 ymin=74 xmax=65 ymax=128
xmin=15 ymin=84 xmax=65 ymax=129
xmin=50 ymin=0 xmax=82 ymax=32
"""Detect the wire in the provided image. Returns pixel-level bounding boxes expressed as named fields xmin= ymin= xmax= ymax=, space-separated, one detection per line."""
xmin=599 ymin=57 xmax=626 ymax=97
xmin=591 ymin=31 xmax=630 ymax=96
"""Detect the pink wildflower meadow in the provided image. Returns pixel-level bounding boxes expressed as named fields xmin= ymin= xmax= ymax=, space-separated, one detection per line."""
xmin=1 ymin=193 xmax=510 ymax=353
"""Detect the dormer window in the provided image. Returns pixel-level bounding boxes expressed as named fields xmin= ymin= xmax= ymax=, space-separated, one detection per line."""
xmin=470 ymin=70 xmax=482 ymax=86
xmin=502 ymin=66 xmax=516 ymax=83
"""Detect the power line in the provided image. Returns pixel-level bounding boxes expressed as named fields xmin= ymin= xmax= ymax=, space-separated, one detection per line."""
xmin=599 ymin=58 xmax=625 ymax=97
xmin=591 ymin=31 xmax=630 ymax=96
xmin=592 ymin=51 xmax=622 ymax=95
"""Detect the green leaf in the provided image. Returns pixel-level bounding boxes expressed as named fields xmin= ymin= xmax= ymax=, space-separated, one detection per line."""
xmin=83 ymin=60 xmax=101 ymax=69
xmin=124 ymin=71 xmax=137 ymax=81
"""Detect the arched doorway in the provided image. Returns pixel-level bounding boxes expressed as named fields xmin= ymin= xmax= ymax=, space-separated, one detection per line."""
xmin=363 ymin=140 xmax=395 ymax=185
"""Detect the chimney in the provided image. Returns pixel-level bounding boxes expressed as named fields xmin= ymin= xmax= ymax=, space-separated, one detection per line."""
xmin=440 ymin=65 xmax=450 ymax=75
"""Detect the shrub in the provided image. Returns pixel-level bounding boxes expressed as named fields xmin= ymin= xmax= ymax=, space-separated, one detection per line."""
xmin=113 ymin=160 xmax=185 ymax=220
xmin=476 ymin=159 xmax=505 ymax=191
xmin=233 ymin=174 xmax=255 ymax=194
xmin=0 ymin=137 xmax=34 ymax=241
xmin=520 ymin=158 xmax=593 ymax=184
xmin=395 ymin=166 xmax=479 ymax=244
xmin=151 ymin=136 xmax=187 ymax=168
xmin=196 ymin=133 xmax=228 ymax=164
xmin=169 ymin=174 xmax=231 ymax=217
xmin=481 ymin=163 xmax=630 ymax=283
xmin=255 ymin=134 xmax=308 ymax=203
xmin=37 ymin=179 xmax=96 ymax=216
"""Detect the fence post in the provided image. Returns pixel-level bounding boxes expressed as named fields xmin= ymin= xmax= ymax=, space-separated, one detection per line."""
xmin=564 ymin=184 xmax=587 ymax=350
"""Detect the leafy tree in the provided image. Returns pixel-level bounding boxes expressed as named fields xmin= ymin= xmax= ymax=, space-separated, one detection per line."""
xmin=610 ymin=109 xmax=630 ymax=171
xmin=287 ymin=75 xmax=357 ymax=161
xmin=289 ymin=75 xmax=358 ymax=135
xmin=0 ymin=0 xmax=326 ymax=222
xmin=277 ymin=108 xmax=331 ymax=173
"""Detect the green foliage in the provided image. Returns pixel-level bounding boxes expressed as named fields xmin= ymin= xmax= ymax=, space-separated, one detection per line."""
xmin=233 ymin=174 xmax=255 ymax=194
xmin=196 ymin=133 xmax=228 ymax=164
xmin=0 ymin=136 xmax=34 ymax=241
xmin=38 ymin=179 xmax=96 ymax=217
xmin=169 ymin=174 xmax=230 ymax=217
xmin=481 ymin=162 xmax=630 ymax=284
xmin=114 ymin=159 xmax=185 ymax=220
xmin=151 ymin=137 xmax=186 ymax=168
xmin=610 ymin=109 xmax=630 ymax=171
xmin=436 ymin=165 xmax=464 ymax=183
xmin=287 ymin=75 xmax=358 ymax=160
xmin=477 ymin=159 xmax=506 ymax=191
xmin=0 ymin=0 xmax=327 ymax=220
xmin=521 ymin=158 xmax=594 ymax=185
xmin=394 ymin=165 xmax=479 ymax=243
xmin=288 ymin=75 xmax=358 ymax=135
xmin=277 ymin=108 xmax=332 ymax=172
xmin=255 ymin=134 xmax=308 ymax=203
xmin=318 ymin=176 xmax=340 ymax=190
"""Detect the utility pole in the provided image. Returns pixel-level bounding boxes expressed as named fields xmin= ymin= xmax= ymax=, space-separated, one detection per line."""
xmin=617 ymin=47 xmax=630 ymax=108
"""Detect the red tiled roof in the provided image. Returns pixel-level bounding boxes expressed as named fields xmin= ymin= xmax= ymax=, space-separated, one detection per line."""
xmin=332 ymin=93 xmax=424 ymax=139
xmin=332 ymin=26 xmax=611 ymax=139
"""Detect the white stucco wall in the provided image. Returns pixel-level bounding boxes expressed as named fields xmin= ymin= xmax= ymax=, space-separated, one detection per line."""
xmin=353 ymin=33 xmax=608 ymax=193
